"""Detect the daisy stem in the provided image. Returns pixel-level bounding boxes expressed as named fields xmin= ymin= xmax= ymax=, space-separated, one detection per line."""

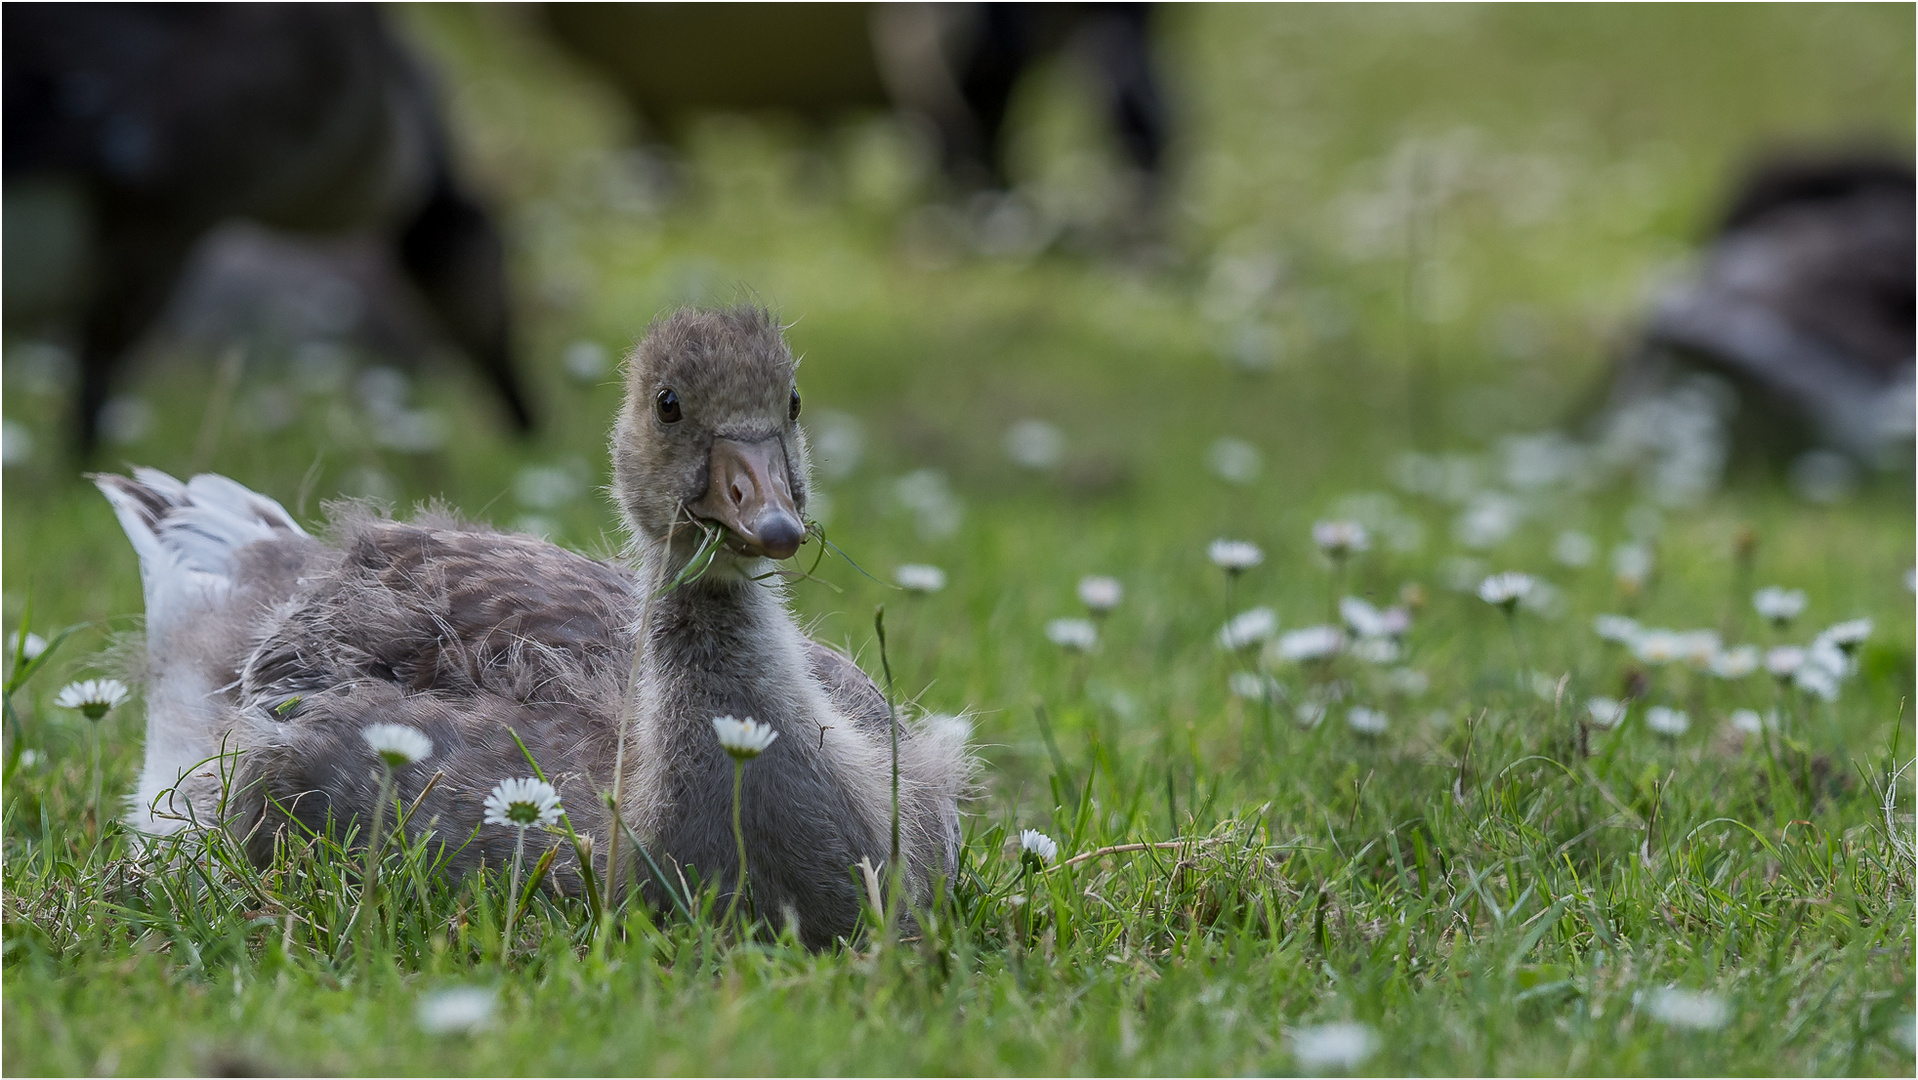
xmin=503 ymin=826 xmax=526 ymax=961
xmin=1503 ymin=611 xmax=1529 ymax=683
xmin=348 ymin=766 xmax=392 ymax=951
xmin=89 ymin=722 xmax=102 ymax=841
xmin=722 ymin=758 xmax=748 ymax=937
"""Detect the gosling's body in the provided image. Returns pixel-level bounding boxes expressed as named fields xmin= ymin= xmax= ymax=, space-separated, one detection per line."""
xmin=99 ymin=307 xmax=966 ymax=947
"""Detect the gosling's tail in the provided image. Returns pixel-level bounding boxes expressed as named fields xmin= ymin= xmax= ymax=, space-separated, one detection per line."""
xmin=91 ymin=468 xmax=307 ymax=833
xmin=92 ymin=468 xmax=307 ymax=641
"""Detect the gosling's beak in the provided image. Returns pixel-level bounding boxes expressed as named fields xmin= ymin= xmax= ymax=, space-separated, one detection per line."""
xmin=691 ymin=436 xmax=805 ymax=560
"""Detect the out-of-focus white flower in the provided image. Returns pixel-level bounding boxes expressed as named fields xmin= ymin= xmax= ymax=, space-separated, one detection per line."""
xmin=513 ymin=464 xmax=584 ymax=510
xmin=712 ymin=715 xmax=779 ymax=760
xmin=1019 ymin=828 xmax=1058 ymax=867
xmin=895 ymin=564 xmax=948 ymax=594
xmin=483 ymin=777 xmax=564 ymax=830
xmin=1339 ymin=597 xmax=1410 ymax=639
xmin=1645 ymin=706 xmax=1690 ymax=737
xmin=1593 ymin=614 xmax=1641 ymax=646
xmin=1476 ymin=572 xmax=1536 ymax=612
xmin=1345 ymin=706 xmax=1389 ymax=736
xmin=1816 ymin=618 xmax=1872 ymax=654
xmin=1004 ymin=419 xmax=1066 ymax=471
xmin=1675 ymin=630 xmax=1722 ymax=668
xmin=1077 ymin=575 xmax=1123 ymax=613
xmin=1727 ymin=708 xmax=1774 ymax=735
xmin=1552 ymin=530 xmax=1596 ymax=567
xmin=1295 ymin=699 xmax=1329 ymax=728
xmin=807 ymin=409 xmax=867 ymax=481
xmin=1273 ymin=625 xmax=1345 ymax=663
xmin=1206 ymin=437 xmax=1264 ymax=485
xmin=7 ymin=631 xmax=47 ymax=661
xmin=1613 ymin=543 xmax=1654 ymax=590
xmin=1228 ymin=671 xmax=1273 ymax=700
xmin=54 ymin=679 xmax=131 ymax=722
xmin=1312 ymin=520 xmax=1370 ymax=559
xmin=1793 ymin=662 xmax=1841 ymax=702
xmin=892 ymin=469 xmax=964 ymax=540
xmin=1383 ymin=667 xmax=1429 ymax=696
xmin=417 ymin=986 xmax=498 ymax=1035
xmin=1046 ymin=618 xmax=1099 ymax=652
xmin=1208 ymin=538 xmax=1264 ymax=573
xmin=1641 ymin=987 xmax=1729 ymax=1031
xmin=561 ymin=340 xmax=609 ymax=383
xmin=1751 ymin=586 xmax=1806 ymax=627
xmin=1633 ymin=629 xmax=1684 ymax=666
xmin=1218 ymin=608 xmax=1279 ymax=651
xmin=1708 ymin=645 xmax=1759 ymax=680
xmin=1452 ymin=492 xmax=1523 ymax=550
xmin=1348 ymin=637 xmax=1399 ymax=664
xmin=1765 ymin=646 xmax=1806 ymax=679
xmin=362 ymin=724 xmax=433 ymax=769
xmin=1586 ymin=697 xmax=1627 ymax=729
xmin=1289 ymin=1021 xmax=1379 ymax=1072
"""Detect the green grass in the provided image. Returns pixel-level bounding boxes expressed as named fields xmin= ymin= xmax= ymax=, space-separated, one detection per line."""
xmin=4 ymin=5 xmax=1913 ymax=1075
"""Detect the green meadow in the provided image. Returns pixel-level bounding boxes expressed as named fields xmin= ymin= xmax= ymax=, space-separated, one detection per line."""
xmin=4 ymin=5 xmax=1912 ymax=1075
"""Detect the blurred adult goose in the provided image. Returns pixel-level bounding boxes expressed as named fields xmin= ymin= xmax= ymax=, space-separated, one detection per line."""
xmin=96 ymin=306 xmax=968 ymax=946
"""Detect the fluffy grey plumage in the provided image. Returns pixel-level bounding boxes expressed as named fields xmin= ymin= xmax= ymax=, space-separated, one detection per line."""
xmin=95 ymin=305 xmax=970 ymax=948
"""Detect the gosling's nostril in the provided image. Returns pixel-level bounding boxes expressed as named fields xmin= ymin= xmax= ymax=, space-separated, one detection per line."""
xmin=730 ymin=480 xmax=746 ymax=506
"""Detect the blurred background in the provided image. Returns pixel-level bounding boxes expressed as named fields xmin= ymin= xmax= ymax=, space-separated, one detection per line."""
xmin=3 ymin=4 xmax=1912 ymax=705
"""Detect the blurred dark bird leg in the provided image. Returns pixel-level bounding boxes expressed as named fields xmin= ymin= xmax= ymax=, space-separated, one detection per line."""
xmin=953 ymin=5 xmax=1034 ymax=187
xmin=1082 ymin=4 xmax=1168 ymax=178
xmin=397 ymin=169 xmax=535 ymax=435
xmin=74 ymin=215 xmax=199 ymax=459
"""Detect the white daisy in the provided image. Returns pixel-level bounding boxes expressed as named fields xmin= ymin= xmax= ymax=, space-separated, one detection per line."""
xmin=1552 ymin=530 xmax=1596 ymax=567
xmin=711 ymin=715 xmax=779 ymax=760
xmin=362 ymin=723 xmax=433 ymax=769
xmin=1793 ymin=663 xmax=1841 ymax=702
xmin=1348 ymin=637 xmax=1400 ymax=664
xmin=1383 ymin=667 xmax=1429 ymax=696
xmin=1751 ymin=586 xmax=1806 ymax=627
xmin=7 ymin=631 xmax=47 ymax=661
xmin=1633 ymin=629 xmax=1684 ymax=666
xmin=54 ymin=678 xmax=131 ymax=722
xmin=1708 ymin=645 xmax=1759 ymax=680
xmin=1613 ymin=543 xmax=1654 ymax=590
xmin=1207 ymin=538 xmax=1264 ymax=574
xmin=417 ymin=987 xmax=498 ymax=1035
xmin=1018 ymin=828 xmax=1057 ymax=867
xmin=1593 ymin=614 xmax=1642 ymax=646
xmin=482 ymin=777 xmax=564 ymax=830
xmin=1289 ymin=1021 xmax=1379 ymax=1072
xmin=1675 ymin=630 xmax=1722 ymax=668
xmin=1644 ymin=706 xmax=1690 ymax=737
xmin=1585 ymin=697 xmax=1627 ymax=729
xmin=894 ymin=564 xmax=948 ymax=594
xmin=1228 ymin=671 xmax=1272 ymax=700
xmin=1642 ymin=987 xmax=1729 ymax=1031
xmin=1272 ymin=625 xmax=1344 ymax=663
xmin=1815 ymin=617 xmax=1872 ymax=654
xmin=1076 ymin=575 xmax=1123 ymax=613
xmin=1312 ymin=520 xmax=1370 ymax=559
xmin=1476 ymin=572 xmax=1536 ymax=612
xmin=1764 ymin=645 xmax=1806 ymax=679
xmin=1217 ymin=607 xmax=1278 ymax=651
xmin=1727 ymin=708 xmax=1771 ymax=735
xmin=1046 ymin=617 xmax=1099 ymax=652
xmin=1345 ymin=706 xmax=1389 ymax=736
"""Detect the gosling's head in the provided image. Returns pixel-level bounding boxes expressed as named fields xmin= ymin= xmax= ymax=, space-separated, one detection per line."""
xmin=612 ymin=306 xmax=811 ymax=566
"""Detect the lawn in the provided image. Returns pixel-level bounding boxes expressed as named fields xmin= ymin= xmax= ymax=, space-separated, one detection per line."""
xmin=3 ymin=4 xmax=1913 ymax=1075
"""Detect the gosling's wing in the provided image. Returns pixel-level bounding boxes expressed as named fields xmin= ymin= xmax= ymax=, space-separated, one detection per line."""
xmin=242 ymin=518 xmax=641 ymax=710
xmin=804 ymin=640 xmax=893 ymax=738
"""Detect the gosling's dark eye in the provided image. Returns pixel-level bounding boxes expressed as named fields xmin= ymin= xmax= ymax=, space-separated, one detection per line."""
xmin=789 ymin=389 xmax=802 ymax=421
xmin=655 ymin=388 xmax=681 ymax=423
